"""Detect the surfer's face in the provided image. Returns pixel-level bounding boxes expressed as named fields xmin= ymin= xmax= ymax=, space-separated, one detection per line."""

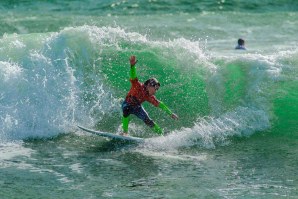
xmin=147 ymin=85 xmax=159 ymax=96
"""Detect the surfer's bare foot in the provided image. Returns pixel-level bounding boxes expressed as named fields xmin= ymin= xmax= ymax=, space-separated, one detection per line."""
xmin=120 ymin=132 xmax=128 ymax=136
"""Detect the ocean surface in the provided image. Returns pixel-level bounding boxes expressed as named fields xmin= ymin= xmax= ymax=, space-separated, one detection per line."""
xmin=0 ymin=0 xmax=298 ymax=198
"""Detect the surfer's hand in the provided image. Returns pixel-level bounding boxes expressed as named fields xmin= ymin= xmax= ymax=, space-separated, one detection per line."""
xmin=171 ymin=113 xmax=179 ymax=120
xmin=130 ymin=55 xmax=138 ymax=66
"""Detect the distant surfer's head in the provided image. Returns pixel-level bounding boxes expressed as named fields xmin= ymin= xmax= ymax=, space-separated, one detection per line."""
xmin=238 ymin=38 xmax=245 ymax=46
xmin=144 ymin=78 xmax=160 ymax=95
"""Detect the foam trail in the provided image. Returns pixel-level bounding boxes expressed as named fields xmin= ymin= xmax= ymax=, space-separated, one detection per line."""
xmin=142 ymin=106 xmax=269 ymax=150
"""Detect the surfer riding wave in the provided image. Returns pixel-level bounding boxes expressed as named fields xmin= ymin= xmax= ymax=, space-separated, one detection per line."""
xmin=121 ymin=55 xmax=178 ymax=136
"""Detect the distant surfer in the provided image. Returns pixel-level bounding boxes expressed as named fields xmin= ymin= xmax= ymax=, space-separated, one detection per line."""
xmin=235 ymin=38 xmax=246 ymax=50
xmin=121 ymin=55 xmax=178 ymax=136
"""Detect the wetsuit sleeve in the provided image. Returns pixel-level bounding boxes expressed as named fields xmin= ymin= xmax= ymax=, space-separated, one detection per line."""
xmin=130 ymin=65 xmax=137 ymax=80
xmin=147 ymin=96 xmax=159 ymax=107
xmin=158 ymin=101 xmax=173 ymax=115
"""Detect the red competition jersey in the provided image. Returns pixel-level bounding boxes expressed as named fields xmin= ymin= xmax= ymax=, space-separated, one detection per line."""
xmin=125 ymin=78 xmax=160 ymax=107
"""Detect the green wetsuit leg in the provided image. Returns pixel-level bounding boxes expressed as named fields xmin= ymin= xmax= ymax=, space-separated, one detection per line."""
xmin=122 ymin=116 xmax=130 ymax=133
xmin=153 ymin=123 xmax=163 ymax=135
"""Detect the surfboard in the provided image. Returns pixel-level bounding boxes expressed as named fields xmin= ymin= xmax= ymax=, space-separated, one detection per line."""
xmin=77 ymin=125 xmax=145 ymax=143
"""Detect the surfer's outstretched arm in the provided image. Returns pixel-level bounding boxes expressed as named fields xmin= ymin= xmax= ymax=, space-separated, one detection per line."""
xmin=158 ymin=101 xmax=179 ymax=120
xmin=129 ymin=55 xmax=138 ymax=80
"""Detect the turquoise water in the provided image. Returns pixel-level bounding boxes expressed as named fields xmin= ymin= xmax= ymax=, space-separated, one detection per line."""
xmin=0 ymin=1 xmax=298 ymax=198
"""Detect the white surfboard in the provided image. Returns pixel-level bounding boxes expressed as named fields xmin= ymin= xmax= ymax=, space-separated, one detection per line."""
xmin=77 ymin=125 xmax=144 ymax=143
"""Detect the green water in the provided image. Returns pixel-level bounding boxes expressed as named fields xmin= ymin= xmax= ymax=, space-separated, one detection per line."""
xmin=0 ymin=1 xmax=298 ymax=198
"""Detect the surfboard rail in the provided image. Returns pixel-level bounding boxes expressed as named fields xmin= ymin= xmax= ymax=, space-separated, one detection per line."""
xmin=77 ymin=125 xmax=144 ymax=143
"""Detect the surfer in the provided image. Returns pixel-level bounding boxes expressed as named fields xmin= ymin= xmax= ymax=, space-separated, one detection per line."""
xmin=235 ymin=38 xmax=246 ymax=50
xmin=121 ymin=55 xmax=178 ymax=136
